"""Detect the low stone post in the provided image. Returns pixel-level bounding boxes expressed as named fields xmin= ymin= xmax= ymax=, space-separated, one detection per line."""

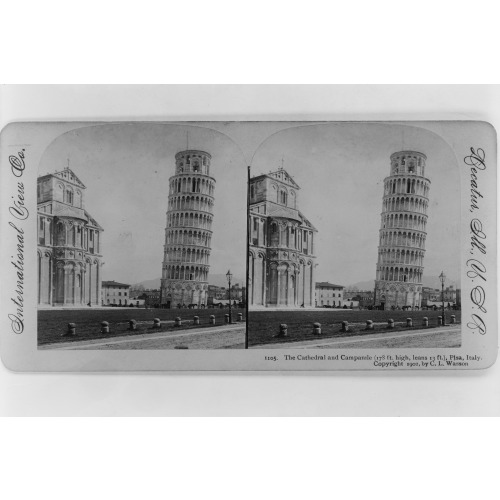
xmin=341 ymin=321 xmax=349 ymax=332
xmin=313 ymin=322 xmax=322 ymax=334
xmin=193 ymin=316 xmax=200 ymax=325
xmin=64 ymin=323 xmax=76 ymax=336
xmin=365 ymin=320 xmax=374 ymax=330
xmin=101 ymin=321 xmax=109 ymax=334
xmin=173 ymin=317 xmax=181 ymax=327
xmin=153 ymin=318 xmax=161 ymax=328
xmin=406 ymin=318 xmax=413 ymax=327
xmin=224 ymin=314 xmax=230 ymax=324
xmin=237 ymin=313 xmax=243 ymax=322
xmin=129 ymin=319 xmax=137 ymax=331
xmin=438 ymin=316 xmax=443 ymax=326
xmin=209 ymin=315 xmax=216 ymax=325
xmin=278 ymin=324 xmax=288 ymax=337
xmin=423 ymin=317 xmax=429 ymax=327
xmin=451 ymin=315 xmax=456 ymax=324
xmin=387 ymin=319 xmax=394 ymax=329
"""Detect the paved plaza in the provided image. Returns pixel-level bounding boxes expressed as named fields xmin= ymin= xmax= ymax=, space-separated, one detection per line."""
xmin=39 ymin=323 xmax=245 ymax=350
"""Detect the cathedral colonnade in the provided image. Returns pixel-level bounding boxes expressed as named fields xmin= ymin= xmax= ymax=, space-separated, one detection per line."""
xmin=37 ymin=252 xmax=102 ymax=307
xmin=248 ymin=250 xmax=315 ymax=307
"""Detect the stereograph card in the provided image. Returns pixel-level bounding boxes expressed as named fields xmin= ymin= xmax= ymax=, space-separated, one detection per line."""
xmin=0 ymin=120 xmax=496 ymax=370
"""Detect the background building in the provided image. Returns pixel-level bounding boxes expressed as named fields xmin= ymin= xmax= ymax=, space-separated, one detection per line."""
xmin=207 ymin=284 xmax=246 ymax=307
xmin=422 ymin=287 xmax=440 ymax=306
xmin=344 ymin=290 xmax=374 ymax=308
xmin=37 ymin=166 xmax=103 ymax=307
xmin=207 ymin=285 xmax=226 ymax=306
xmin=229 ymin=283 xmax=246 ymax=303
xmin=101 ymin=280 xmax=131 ymax=306
xmin=248 ymin=167 xmax=317 ymax=308
xmin=315 ymin=282 xmax=344 ymax=307
xmin=160 ymin=150 xmax=215 ymax=308
xmin=443 ymin=285 xmax=459 ymax=304
xmin=422 ymin=285 xmax=461 ymax=309
xmin=138 ymin=289 xmax=161 ymax=308
xmin=374 ymin=151 xmax=430 ymax=309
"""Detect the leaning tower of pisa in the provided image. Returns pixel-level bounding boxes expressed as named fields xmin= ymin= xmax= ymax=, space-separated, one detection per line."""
xmin=374 ymin=151 xmax=431 ymax=310
xmin=160 ymin=150 xmax=215 ymax=308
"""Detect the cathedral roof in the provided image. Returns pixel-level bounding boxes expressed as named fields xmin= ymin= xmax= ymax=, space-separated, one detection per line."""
xmin=102 ymin=281 xmax=130 ymax=288
xmin=316 ymin=282 xmax=344 ymax=289
xmin=267 ymin=205 xmax=303 ymax=223
xmin=84 ymin=210 xmax=103 ymax=230
xmin=298 ymin=211 xmax=317 ymax=231
xmin=265 ymin=205 xmax=317 ymax=231
xmin=53 ymin=204 xmax=87 ymax=221
xmin=51 ymin=204 xmax=103 ymax=230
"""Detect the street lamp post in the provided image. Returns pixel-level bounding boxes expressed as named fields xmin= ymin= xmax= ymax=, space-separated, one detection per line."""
xmin=226 ymin=269 xmax=232 ymax=323
xmin=439 ymin=271 xmax=446 ymax=326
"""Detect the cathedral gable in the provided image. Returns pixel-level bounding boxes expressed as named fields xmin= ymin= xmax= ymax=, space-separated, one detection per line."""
xmin=53 ymin=168 xmax=86 ymax=189
xmin=267 ymin=168 xmax=300 ymax=190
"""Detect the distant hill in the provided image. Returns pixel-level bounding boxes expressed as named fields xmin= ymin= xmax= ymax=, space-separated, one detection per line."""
xmin=134 ymin=274 xmax=457 ymax=292
xmin=346 ymin=276 xmax=460 ymax=292
xmin=132 ymin=277 xmax=161 ymax=290
xmin=133 ymin=273 xmax=246 ymax=290
xmin=207 ymin=273 xmax=246 ymax=288
xmin=344 ymin=280 xmax=375 ymax=291
xmin=421 ymin=276 xmax=459 ymax=290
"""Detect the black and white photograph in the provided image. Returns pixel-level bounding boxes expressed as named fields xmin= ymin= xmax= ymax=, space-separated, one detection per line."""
xmin=35 ymin=123 xmax=247 ymax=350
xmin=0 ymin=115 xmax=497 ymax=370
xmin=1 ymin=4 xmax=499 ymax=495
xmin=247 ymin=122 xmax=462 ymax=350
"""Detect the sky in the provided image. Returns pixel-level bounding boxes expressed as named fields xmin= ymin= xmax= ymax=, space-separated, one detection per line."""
xmin=38 ymin=122 xmax=460 ymax=288
xmin=38 ymin=123 xmax=248 ymax=284
xmin=250 ymin=122 xmax=461 ymax=287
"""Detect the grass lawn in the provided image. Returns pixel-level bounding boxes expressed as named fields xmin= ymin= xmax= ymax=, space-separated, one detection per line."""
xmin=248 ymin=309 xmax=461 ymax=347
xmin=38 ymin=307 xmax=244 ymax=346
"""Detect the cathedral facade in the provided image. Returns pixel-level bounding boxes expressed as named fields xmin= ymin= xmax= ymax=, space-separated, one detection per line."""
xmin=37 ymin=167 xmax=103 ymax=307
xmin=160 ymin=150 xmax=215 ymax=308
xmin=248 ymin=168 xmax=317 ymax=308
xmin=374 ymin=151 xmax=430 ymax=309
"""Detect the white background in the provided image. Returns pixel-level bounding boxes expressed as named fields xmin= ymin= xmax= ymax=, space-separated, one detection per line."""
xmin=2 ymin=88 xmax=499 ymax=415
xmin=2 ymin=87 xmax=498 ymax=413
xmin=1 ymin=2 xmax=499 ymax=500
